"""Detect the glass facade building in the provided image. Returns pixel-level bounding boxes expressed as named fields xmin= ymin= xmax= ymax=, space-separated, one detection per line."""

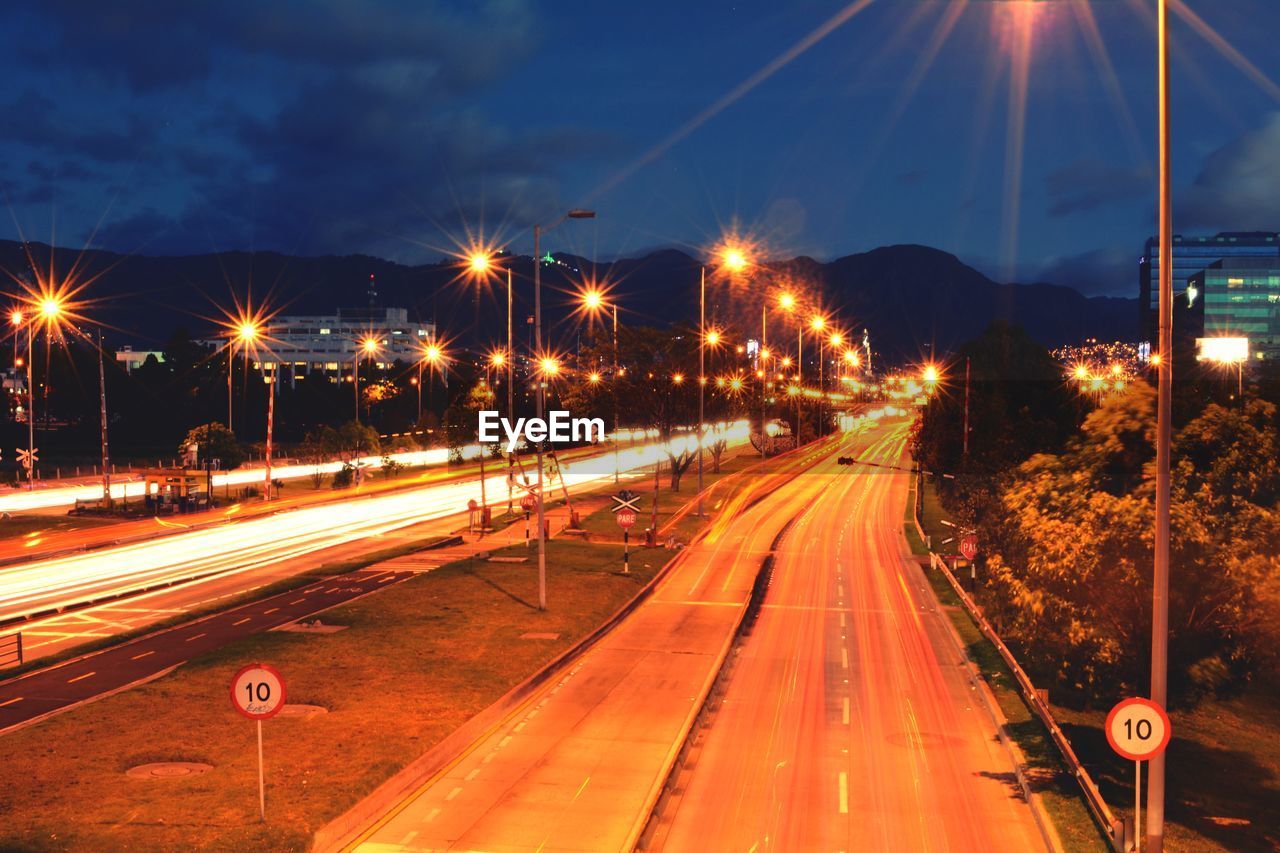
xmin=1193 ymin=257 xmax=1280 ymax=360
xmin=1138 ymin=232 xmax=1280 ymax=341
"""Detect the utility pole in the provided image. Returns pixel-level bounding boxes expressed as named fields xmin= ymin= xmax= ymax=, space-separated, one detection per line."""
xmin=613 ymin=303 xmax=620 ymax=483
xmin=1148 ymin=1 xmax=1173 ymax=849
xmin=963 ymin=356 xmax=971 ymax=457
xmin=97 ymin=330 xmax=112 ymax=509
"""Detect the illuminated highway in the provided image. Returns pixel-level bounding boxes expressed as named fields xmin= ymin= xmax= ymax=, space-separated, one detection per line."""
xmin=0 ymin=426 xmax=688 ymax=514
xmin=652 ymin=418 xmax=1046 ymax=851
xmin=350 ymin=432 xmax=856 ymax=851
xmin=0 ymin=429 xmax=740 ymax=625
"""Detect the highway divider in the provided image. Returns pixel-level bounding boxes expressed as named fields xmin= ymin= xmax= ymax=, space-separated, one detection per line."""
xmin=913 ymin=471 xmax=1123 ymax=850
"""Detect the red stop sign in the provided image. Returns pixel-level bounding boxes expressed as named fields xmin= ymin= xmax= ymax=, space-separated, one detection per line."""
xmin=960 ymin=535 xmax=978 ymax=561
xmin=616 ymin=510 xmax=637 ymax=529
xmin=521 ymin=494 xmax=537 ymax=512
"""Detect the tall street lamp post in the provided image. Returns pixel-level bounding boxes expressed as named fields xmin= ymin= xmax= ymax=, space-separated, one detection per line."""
xmin=1149 ymin=1 xmax=1172 ymax=849
xmin=533 ymin=209 xmax=595 ymax=611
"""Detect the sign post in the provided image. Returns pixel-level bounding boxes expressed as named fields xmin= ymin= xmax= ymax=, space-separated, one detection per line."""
xmin=611 ymin=490 xmax=641 ymax=574
xmin=230 ymin=663 xmax=286 ymax=822
xmin=521 ymin=493 xmax=536 ymax=549
xmin=1106 ymin=697 xmax=1172 ymax=851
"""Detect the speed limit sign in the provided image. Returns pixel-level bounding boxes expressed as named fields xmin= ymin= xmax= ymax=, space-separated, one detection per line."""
xmin=230 ymin=663 xmax=286 ymax=720
xmin=1105 ymin=697 xmax=1171 ymax=761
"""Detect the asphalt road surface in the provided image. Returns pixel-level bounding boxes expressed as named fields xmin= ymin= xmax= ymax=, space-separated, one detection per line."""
xmin=652 ymin=418 xmax=1046 ymax=852
xmin=0 ymin=432 xmax=730 ymax=626
xmin=0 ymin=566 xmax=414 ymax=735
xmin=350 ymin=433 xmax=858 ymax=851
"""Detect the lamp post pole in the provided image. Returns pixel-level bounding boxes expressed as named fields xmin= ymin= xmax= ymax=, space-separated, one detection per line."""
xmin=534 ymin=225 xmax=546 ymax=610
xmin=697 ymin=266 xmax=706 ymax=517
xmin=353 ymin=350 xmax=361 ymax=423
xmin=1148 ymin=2 xmax=1172 ymax=850
xmin=761 ymin=305 xmax=767 ymax=459
xmin=508 ymin=266 xmax=516 ymax=515
xmin=613 ymin=303 xmax=620 ymax=484
xmin=25 ymin=322 xmax=34 ymax=490
xmin=531 ymin=209 xmax=595 ymax=612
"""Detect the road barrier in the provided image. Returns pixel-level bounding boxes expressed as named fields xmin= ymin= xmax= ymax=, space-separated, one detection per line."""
xmin=0 ymin=632 xmax=22 ymax=668
xmin=914 ymin=472 xmax=1123 ymax=849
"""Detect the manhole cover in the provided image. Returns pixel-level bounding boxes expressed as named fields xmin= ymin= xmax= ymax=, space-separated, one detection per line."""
xmin=278 ymin=703 xmax=328 ymax=719
xmin=126 ymin=762 xmax=213 ymax=779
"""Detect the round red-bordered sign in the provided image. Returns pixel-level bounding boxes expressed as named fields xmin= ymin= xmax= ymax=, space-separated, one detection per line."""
xmin=521 ymin=493 xmax=537 ymax=511
xmin=230 ymin=663 xmax=287 ymax=720
xmin=616 ymin=509 xmax=637 ymax=529
xmin=1105 ymin=697 xmax=1171 ymax=761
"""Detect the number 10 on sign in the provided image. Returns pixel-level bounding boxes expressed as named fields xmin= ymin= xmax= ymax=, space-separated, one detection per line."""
xmin=1106 ymin=697 xmax=1171 ymax=850
xmin=230 ymin=663 xmax=287 ymax=821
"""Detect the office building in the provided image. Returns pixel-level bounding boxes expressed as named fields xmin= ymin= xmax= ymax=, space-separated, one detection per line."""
xmin=252 ymin=306 xmax=436 ymax=383
xmin=1139 ymin=232 xmax=1280 ymax=342
xmin=1187 ymin=257 xmax=1280 ymax=362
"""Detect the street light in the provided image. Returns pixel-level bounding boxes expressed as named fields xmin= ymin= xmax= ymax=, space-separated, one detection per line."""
xmin=11 ymin=310 xmax=33 ymax=490
xmin=355 ymin=336 xmax=379 ymax=423
xmin=532 ymin=208 xmax=595 ymax=611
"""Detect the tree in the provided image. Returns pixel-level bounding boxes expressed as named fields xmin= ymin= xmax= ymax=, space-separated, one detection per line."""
xmin=982 ymin=385 xmax=1280 ymax=705
xmin=562 ymin=324 xmax=699 ymax=487
xmin=181 ymin=423 xmax=246 ymax=470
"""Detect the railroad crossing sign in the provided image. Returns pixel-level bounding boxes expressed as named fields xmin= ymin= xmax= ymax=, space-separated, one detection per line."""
xmin=521 ymin=493 xmax=537 ymax=512
xmin=616 ymin=509 xmax=637 ymax=529
xmin=611 ymin=489 xmax=641 ymax=514
xmin=959 ymin=534 xmax=978 ymax=561
xmin=15 ymin=447 xmax=36 ymax=471
xmin=1105 ymin=697 xmax=1171 ymax=762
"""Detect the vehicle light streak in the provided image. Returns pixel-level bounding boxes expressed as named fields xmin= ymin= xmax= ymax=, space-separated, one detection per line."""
xmin=0 ymin=426 xmax=748 ymax=623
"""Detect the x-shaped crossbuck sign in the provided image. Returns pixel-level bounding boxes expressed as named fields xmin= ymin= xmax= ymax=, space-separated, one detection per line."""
xmin=15 ymin=447 xmax=37 ymax=470
xmin=611 ymin=490 xmax=641 ymax=514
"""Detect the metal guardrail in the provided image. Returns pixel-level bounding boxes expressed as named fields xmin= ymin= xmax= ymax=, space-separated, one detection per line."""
xmin=0 ymin=631 xmax=22 ymax=668
xmin=914 ymin=472 xmax=1122 ymax=849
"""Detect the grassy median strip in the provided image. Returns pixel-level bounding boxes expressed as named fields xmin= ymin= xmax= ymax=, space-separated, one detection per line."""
xmin=0 ymin=538 xmax=662 ymax=850
xmin=0 ymin=450 xmax=769 ymax=850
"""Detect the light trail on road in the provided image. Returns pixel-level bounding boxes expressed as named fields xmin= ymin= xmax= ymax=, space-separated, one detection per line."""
xmin=0 ymin=427 xmax=745 ymax=623
xmin=653 ymin=417 xmax=1046 ymax=851
xmin=0 ymin=424 xmax=734 ymax=514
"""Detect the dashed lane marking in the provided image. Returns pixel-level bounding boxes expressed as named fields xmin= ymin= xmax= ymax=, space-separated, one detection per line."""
xmin=131 ymin=651 xmax=154 ymax=661
xmin=67 ymin=671 xmax=95 ymax=684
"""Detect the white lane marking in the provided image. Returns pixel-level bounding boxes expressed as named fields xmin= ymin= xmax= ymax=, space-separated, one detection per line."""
xmin=839 ymin=771 xmax=849 ymax=814
xmin=842 ymin=697 xmax=850 ymax=725
xmin=423 ymin=808 xmax=441 ymax=824
xmin=400 ymin=830 xmax=418 ymax=845
xmin=841 ymin=647 xmax=849 ymax=669
xmin=465 ymin=768 xmax=480 ymax=781
xmin=445 ymin=786 xmax=462 ymax=802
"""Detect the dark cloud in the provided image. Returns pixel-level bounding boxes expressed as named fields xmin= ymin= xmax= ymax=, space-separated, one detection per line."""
xmin=2 ymin=0 xmax=635 ymax=260
xmin=1045 ymin=158 xmax=1150 ymax=217
xmin=28 ymin=1 xmax=538 ymax=93
xmin=1179 ymin=113 xmax=1280 ymax=230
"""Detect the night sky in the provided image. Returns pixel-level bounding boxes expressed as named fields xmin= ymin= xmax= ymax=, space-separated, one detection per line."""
xmin=3 ymin=1 xmax=1279 ymax=296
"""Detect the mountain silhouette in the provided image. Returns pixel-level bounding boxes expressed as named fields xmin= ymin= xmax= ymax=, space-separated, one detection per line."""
xmin=0 ymin=240 xmax=1136 ymax=361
